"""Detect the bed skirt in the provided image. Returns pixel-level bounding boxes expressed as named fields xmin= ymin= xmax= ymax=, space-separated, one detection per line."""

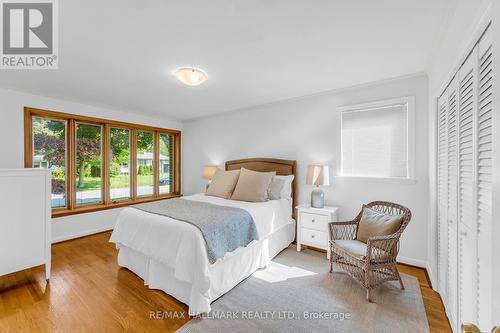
xmin=117 ymin=221 xmax=295 ymax=315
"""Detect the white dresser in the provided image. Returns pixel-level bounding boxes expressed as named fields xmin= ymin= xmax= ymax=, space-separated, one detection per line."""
xmin=0 ymin=169 xmax=51 ymax=280
xmin=296 ymin=204 xmax=339 ymax=259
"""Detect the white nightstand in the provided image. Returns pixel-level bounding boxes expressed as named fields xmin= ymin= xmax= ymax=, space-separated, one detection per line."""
xmin=296 ymin=204 xmax=339 ymax=259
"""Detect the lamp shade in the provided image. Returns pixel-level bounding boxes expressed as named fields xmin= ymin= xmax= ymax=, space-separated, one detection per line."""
xmin=306 ymin=165 xmax=330 ymax=186
xmin=203 ymin=166 xmax=218 ymax=180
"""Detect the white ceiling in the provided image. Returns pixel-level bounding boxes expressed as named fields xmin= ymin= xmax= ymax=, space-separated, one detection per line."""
xmin=0 ymin=0 xmax=454 ymax=120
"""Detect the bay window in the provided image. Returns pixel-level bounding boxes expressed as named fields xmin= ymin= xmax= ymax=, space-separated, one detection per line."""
xmin=24 ymin=107 xmax=181 ymax=217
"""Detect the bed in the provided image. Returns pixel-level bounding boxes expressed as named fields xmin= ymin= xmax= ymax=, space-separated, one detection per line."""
xmin=110 ymin=158 xmax=297 ymax=315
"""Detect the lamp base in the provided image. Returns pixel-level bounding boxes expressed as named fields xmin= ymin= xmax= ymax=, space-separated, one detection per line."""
xmin=311 ymin=188 xmax=324 ymax=208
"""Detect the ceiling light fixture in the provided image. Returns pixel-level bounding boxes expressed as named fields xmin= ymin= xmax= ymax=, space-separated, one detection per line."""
xmin=174 ymin=67 xmax=208 ymax=86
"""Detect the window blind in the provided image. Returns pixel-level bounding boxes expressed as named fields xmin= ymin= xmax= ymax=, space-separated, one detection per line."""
xmin=341 ymin=104 xmax=408 ymax=178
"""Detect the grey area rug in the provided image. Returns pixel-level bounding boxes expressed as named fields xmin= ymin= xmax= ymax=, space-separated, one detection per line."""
xmin=177 ymin=246 xmax=429 ymax=333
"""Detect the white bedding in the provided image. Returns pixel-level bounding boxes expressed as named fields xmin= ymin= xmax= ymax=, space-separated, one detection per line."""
xmin=109 ymin=193 xmax=293 ymax=314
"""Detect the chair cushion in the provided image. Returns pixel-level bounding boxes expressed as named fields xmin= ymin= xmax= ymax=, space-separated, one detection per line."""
xmin=333 ymin=240 xmax=368 ymax=259
xmin=356 ymin=206 xmax=403 ymax=243
xmin=332 ymin=240 xmax=391 ymax=261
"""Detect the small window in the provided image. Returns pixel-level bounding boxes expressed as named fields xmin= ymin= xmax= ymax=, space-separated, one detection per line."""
xmin=339 ymin=97 xmax=415 ymax=180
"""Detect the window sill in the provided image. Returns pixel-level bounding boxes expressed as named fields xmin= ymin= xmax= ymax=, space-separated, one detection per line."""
xmin=51 ymin=193 xmax=182 ymax=218
xmin=334 ymin=176 xmax=417 ymax=185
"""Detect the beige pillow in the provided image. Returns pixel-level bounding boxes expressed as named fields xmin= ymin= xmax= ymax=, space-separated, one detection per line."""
xmin=205 ymin=169 xmax=240 ymax=199
xmin=231 ymin=168 xmax=276 ymax=202
xmin=356 ymin=205 xmax=403 ymax=243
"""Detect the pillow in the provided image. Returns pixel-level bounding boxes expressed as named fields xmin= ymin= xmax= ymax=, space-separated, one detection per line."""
xmin=231 ymin=168 xmax=276 ymax=202
xmin=356 ymin=205 xmax=403 ymax=243
xmin=268 ymin=175 xmax=295 ymax=200
xmin=268 ymin=178 xmax=286 ymax=200
xmin=205 ymin=169 xmax=240 ymax=199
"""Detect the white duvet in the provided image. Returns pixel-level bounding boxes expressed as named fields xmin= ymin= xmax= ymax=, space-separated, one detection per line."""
xmin=109 ymin=193 xmax=292 ymax=312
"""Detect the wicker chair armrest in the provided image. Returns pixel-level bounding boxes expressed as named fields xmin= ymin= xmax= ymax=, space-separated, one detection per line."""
xmin=365 ymin=233 xmax=400 ymax=262
xmin=328 ymin=220 xmax=358 ymax=241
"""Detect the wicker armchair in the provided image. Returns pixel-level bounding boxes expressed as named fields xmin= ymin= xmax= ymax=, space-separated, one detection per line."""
xmin=328 ymin=201 xmax=412 ymax=302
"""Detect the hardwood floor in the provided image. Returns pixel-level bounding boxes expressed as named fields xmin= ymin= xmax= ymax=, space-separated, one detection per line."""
xmin=398 ymin=264 xmax=452 ymax=333
xmin=0 ymin=231 xmax=451 ymax=332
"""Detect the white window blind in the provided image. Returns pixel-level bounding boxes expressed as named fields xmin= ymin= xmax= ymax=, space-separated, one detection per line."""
xmin=340 ymin=98 xmax=412 ymax=179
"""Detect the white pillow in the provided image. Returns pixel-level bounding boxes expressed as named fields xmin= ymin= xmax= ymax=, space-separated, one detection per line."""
xmin=268 ymin=175 xmax=294 ymax=200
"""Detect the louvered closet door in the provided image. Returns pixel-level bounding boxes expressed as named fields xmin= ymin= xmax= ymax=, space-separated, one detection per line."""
xmin=476 ymin=27 xmax=493 ymax=330
xmin=446 ymin=77 xmax=459 ymax=327
xmin=457 ymin=50 xmax=477 ymax=326
xmin=437 ymin=93 xmax=449 ymax=300
xmin=437 ymin=23 xmax=494 ymax=332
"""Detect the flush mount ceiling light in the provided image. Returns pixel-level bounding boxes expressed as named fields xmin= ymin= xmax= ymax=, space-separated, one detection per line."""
xmin=174 ymin=67 xmax=208 ymax=86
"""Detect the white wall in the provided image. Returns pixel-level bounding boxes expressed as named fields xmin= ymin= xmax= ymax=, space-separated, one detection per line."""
xmin=183 ymin=74 xmax=429 ymax=266
xmin=0 ymin=87 xmax=181 ymax=243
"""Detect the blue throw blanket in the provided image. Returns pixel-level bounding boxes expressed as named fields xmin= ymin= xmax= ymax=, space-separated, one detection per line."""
xmin=133 ymin=198 xmax=259 ymax=264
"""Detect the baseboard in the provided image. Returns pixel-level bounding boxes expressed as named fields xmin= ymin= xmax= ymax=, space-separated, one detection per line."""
xmin=425 ymin=264 xmax=437 ymax=291
xmin=396 ymin=255 xmax=427 ymax=268
xmin=52 ymin=226 xmax=114 ymax=244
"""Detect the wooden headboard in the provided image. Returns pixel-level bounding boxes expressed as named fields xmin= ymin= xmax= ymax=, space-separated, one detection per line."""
xmin=225 ymin=158 xmax=297 ymax=219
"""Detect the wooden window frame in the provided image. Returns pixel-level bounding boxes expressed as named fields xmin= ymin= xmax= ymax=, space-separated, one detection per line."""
xmin=24 ymin=107 xmax=181 ymax=218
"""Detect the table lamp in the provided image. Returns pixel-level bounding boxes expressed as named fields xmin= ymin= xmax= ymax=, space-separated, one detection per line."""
xmin=203 ymin=165 xmax=218 ymax=190
xmin=306 ymin=164 xmax=330 ymax=208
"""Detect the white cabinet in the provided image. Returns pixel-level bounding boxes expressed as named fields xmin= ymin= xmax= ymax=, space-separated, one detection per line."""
xmin=0 ymin=169 xmax=51 ymax=280
xmin=296 ymin=205 xmax=338 ymax=259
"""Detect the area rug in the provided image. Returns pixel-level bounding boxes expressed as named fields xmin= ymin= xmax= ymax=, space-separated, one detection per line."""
xmin=177 ymin=246 xmax=429 ymax=333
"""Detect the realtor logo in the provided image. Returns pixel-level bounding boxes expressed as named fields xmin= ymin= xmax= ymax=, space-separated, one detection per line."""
xmin=1 ymin=0 xmax=58 ymax=69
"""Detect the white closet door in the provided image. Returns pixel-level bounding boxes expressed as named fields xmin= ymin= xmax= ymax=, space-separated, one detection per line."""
xmin=476 ymin=27 xmax=493 ymax=330
xmin=446 ymin=77 xmax=459 ymax=327
xmin=437 ymin=93 xmax=449 ymax=298
xmin=436 ymin=23 xmax=494 ymax=332
xmin=457 ymin=49 xmax=477 ymax=326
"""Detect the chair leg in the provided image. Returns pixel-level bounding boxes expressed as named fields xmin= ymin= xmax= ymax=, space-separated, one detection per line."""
xmin=328 ymin=248 xmax=334 ymax=273
xmin=365 ymin=268 xmax=372 ymax=302
xmin=366 ymin=288 xmax=371 ymax=302
xmin=392 ymin=264 xmax=405 ymax=290
xmin=396 ymin=269 xmax=405 ymax=290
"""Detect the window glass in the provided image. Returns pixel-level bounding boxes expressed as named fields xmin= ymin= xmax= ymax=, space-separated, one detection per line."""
xmin=110 ymin=128 xmax=131 ymax=201
xmin=136 ymin=130 xmax=154 ymax=197
xmin=76 ymin=123 xmax=103 ymax=205
xmin=159 ymin=133 xmax=173 ymax=194
xmin=32 ymin=117 xmax=67 ymax=208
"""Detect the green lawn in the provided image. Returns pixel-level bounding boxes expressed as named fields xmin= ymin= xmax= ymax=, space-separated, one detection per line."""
xmin=76 ymin=174 xmax=165 ymax=190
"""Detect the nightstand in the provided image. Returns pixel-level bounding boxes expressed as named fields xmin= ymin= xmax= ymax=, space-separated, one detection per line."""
xmin=296 ymin=204 xmax=339 ymax=259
